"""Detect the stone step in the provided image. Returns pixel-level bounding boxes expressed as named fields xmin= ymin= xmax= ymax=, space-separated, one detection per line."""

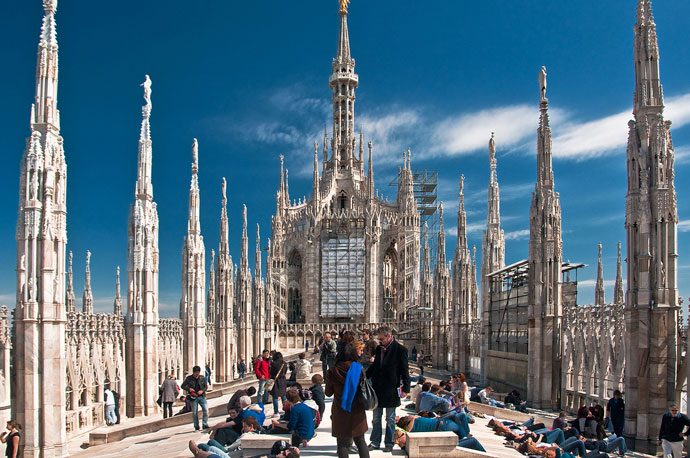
xmin=406 ymin=432 xmax=494 ymax=458
xmin=89 ymin=378 xmax=259 ymax=445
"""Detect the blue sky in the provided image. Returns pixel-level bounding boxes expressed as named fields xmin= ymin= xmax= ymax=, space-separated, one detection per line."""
xmin=1 ymin=0 xmax=689 ymax=317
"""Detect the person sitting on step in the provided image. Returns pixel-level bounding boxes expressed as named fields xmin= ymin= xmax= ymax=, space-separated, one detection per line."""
xmin=190 ymin=416 xmax=261 ymax=458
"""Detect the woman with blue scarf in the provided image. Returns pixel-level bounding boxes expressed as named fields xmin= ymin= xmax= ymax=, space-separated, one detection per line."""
xmin=325 ymin=340 xmax=370 ymax=458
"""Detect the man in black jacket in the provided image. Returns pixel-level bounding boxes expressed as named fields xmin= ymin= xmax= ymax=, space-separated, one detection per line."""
xmin=366 ymin=326 xmax=410 ymax=453
xmin=181 ymin=366 xmax=209 ymax=431
xmin=659 ymin=404 xmax=690 ymax=458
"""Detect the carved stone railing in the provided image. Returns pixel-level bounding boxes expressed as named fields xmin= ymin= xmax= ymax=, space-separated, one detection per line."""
xmin=561 ymin=302 xmax=625 ymax=411
xmin=277 ymin=322 xmax=405 ymax=350
xmin=158 ymin=318 xmax=184 ymax=380
xmin=65 ymin=311 xmax=125 ymax=437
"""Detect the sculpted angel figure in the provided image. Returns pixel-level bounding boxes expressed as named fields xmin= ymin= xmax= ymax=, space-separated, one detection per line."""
xmin=539 ymin=66 xmax=547 ymax=101
xmin=141 ymin=74 xmax=152 ymax=107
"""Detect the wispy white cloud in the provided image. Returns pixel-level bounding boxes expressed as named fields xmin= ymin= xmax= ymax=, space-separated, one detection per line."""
xmin=430 ymin=105 xmax=538 ymax=158
xmin=666 ymin=93 xmax=690 ymax=126
xmin=679 ymin=220 xmax=690 ymax=233
xmin=445 ymin=222 xmax=485 ymax=238
xmin=267 ymin=85 xmax=330 ymax=116
xmin=552 ymin=92 xmax=690 ymax=160
xmin=552 ymin=111 xmax=629 ymax=159
xmin=505 ymin=229 xmax=530 ymax=241
xmin=0 ymin=294 xmax=14 ymax=305
xmin=217 ymin=84 xmax=690 ymax=169
xmin=676 ymin=146 xmax=690 ymax=165
xmin=578 ymin=279 xmax=618 ymax=288
xmin=360 ymin=110 xmax=421 ymax=162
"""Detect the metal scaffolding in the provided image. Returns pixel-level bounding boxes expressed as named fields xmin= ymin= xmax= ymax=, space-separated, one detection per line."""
xmin=390 ymin=169 xmax=439 ymax=270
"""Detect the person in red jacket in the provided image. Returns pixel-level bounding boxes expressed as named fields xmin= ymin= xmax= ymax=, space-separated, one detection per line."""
xmin=255 ymin=349 xmax=271 ymax=404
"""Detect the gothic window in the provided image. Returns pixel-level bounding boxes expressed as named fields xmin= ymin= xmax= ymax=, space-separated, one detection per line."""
xmin=383 ymin=247 xmax=397 ymax=322
xmin=339 ymin=192 xmax=348 ymax=211
xmin=287 ymin=250 xmax=304 ymax=324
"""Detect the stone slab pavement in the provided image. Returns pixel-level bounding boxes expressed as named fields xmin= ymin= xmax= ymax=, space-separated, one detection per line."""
xmin=68 ymin=394 xmax=528 ymax=457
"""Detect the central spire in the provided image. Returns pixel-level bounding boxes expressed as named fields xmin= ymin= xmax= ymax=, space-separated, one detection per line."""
xmin=330 ymin=0 xmax=359 ymax=170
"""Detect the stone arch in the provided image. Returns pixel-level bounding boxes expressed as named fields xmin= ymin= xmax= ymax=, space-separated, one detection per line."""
xmin=278 ymin=331 xmax=287 ymax=350
xmin=287 ymin=249 xmax=304 ymax=324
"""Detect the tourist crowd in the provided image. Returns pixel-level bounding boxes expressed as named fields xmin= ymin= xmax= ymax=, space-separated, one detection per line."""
xmin=58 ymin=329 xmax=686 ymax=458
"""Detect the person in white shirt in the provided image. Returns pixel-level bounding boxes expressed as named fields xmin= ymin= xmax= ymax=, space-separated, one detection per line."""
xmin=104 ymin=388 xmax=117 ymax=426
xmin=478 ymin=386 xmax=505 ymax=408
xmin=293 ymin=353 xmax=312 ymax=380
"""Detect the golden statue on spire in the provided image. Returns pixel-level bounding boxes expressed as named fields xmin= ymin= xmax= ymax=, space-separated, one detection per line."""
xmin=339 ymin=0 xmax=350 ymax=14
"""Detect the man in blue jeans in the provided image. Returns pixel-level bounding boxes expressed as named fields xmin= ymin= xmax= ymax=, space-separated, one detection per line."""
xmin=366 ymin=326 xmax=411 ymax=452
xmin=438 ymin=411 xmax=471 ymax=438
xmin=182 ymin=365 xmax=209 ymax=431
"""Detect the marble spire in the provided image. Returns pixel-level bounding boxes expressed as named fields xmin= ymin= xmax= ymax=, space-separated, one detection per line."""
xmin=482 ymin=133 xmax=505 ymax=318
xmin=634 ymin=0 xmax=663 ymax=114
xmin=114 ymin=266 xmax=122 ymax=315
xmin=14 ymin=0 xmax=69 ymax=451
xmin=219 ymin=178 xmax=230 ymax=258
xmin=313 ymin=142 xmax=320 ymax=207
xmin=437 ymin=203 xmax=447 ymax=267
xmin=595 ymin=243 xmax=605 ymax=305
xmin=125 ymin=75 xmax=160 ymax=417
xmin=82 ymin=250 xmax=93 ymax=314
xmin=33 ymin=0 xmax=60 ymax=128
xmin=456 ymin=176 xmax=468 ymax=259
xmin=135 ymin=75 xmax=154 ymax=201
xmin=255 ymin=224 xmax=262 ymax=281
xmin=181 ymin=138 xmax=206 ymax=371
xmin=214 ymin=178 xmax=235 ymax=382
xmin=433 ymin=202 xmax=451 ymax=369
xmin=368 ymin=141 xmax=374 ymax=200
xmin=252 ymin=223 xmax=266 ymax=356
xmin=66 ymin=250 xmax=75 ymax=313
xmin=613 ymin=242 xmax=624 ymax=305
xmin=207 ymin=250 xmax=216 ymax=325
xmin=330 ymin=0 xmax=359 ymax=169
xmin=527 ymin=65 xmax=563 ymax=410
xmin=625 ymin=0 xmax=679 ymax=437
xmin=237 ymin=204 xmax=253 ymax=365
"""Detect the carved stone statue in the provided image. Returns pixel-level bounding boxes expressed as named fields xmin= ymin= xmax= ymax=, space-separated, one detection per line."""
xmin=141 ymin=75 xmax=152 ymax=108
xmin=539 ymin=66 xmax=548 ymax=102
xmin=340 ymin=0 xmax=350 ymax=14
xmin=192 ymin=138 xmax=199 ymax=170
